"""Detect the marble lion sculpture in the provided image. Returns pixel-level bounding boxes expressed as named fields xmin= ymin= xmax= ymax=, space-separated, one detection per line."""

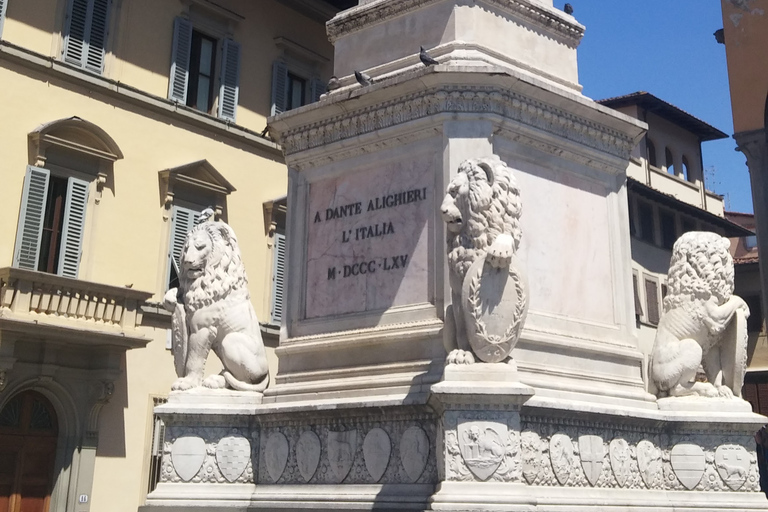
xmin=651 ymin=231 xmax=749 ymax=398
xmin=163 ymin=212 xmax=270 ymax=392
xmin=441 ymin=155 xmax=528 ymax=364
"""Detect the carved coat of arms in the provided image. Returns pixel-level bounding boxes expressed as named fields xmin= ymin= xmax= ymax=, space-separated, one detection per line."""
xmin=549 ymin=433 xmax=574 ymax=485
xmin=457 ymin=420 xmax=507 ymax=481
xmin=215 ymin=435 xmax=251 ymax=482
xmin=715 ymin=444 xmax=750 ymax=490
xmin=521 ymin=431 xmax=543 ymax=484
xmin=609 ymin=438 xmax=631 ymax=487
xmin=636 ymin=439 xmax=661 ymax=488
xmin=670 ymin=443 xmax=705 ymax=490
xmin=578 ymin=435 xmax=604 ymax=486
xmin=327 ymin=430 xmax=358 ymax=483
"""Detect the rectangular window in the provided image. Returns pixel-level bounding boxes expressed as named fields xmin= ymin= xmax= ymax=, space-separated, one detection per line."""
xmin=14 ymin=166 xmax=89 ymax=278
xmin=168 ymin=17 xmax=241 ymax=121
xmin=271 ymin=60 xmax=325 ymax=116
xmin=644 ymin=277 xmax=660 ymax=325
xmin=63 ymin=0 xmax=111 ymax=74
xmin=187 ymin=31 xmax=216 ymax=113
xmin=287 ymin=72 xmax=307 ymax=111
xmin=659 ymin=210 xmax=676 ymax=250
xmin=638 ymin=201 xmax=655 ymax=244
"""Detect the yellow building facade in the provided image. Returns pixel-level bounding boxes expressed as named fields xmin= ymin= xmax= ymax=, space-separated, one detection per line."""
xmin=0 ymin=1 xmax=338 ymax=511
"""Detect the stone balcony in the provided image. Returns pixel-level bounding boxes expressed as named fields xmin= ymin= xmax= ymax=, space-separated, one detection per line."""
xmin=0 ymin=267 xmax=152 ymax=350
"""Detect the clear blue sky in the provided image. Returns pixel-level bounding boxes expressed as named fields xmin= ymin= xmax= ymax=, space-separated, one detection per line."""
xmin=566 ymin=0 xmax=754 ymax=213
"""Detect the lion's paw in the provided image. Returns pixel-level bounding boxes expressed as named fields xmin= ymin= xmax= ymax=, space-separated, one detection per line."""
xmin=171 ymin=376 xmax=200 ymax=391
xmin=203 ymin=374 xmax=227 ymax=389
xmin=447 ymin=349 xmax=475 ymax=365
xmin=716 ymin=385 xmax=735 ymax=399
xmin=487 ymin=234 xmax=514 ymax=268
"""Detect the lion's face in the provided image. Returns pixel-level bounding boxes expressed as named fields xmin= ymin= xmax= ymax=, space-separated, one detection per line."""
xmin=441 ymin=161 xmax=494 ymax=233
xmin=182 ymin=231 xmax=214 ymax=280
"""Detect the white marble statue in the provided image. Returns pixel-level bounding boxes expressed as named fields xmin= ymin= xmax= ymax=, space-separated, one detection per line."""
xmin=441 ymin=156 xmax=528 ymax=364
xmin=651 ymin=231 xmax=749 ymax=398
xmin=163 ymin=212 xmax=270 ymax=392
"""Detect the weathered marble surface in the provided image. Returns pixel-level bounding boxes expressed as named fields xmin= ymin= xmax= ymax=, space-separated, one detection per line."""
xmin=305 ymin=155 xmax=433 ymax=318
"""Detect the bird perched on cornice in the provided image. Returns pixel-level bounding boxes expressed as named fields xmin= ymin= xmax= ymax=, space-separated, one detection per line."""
xmin=197 ymin=208 xmax=215 ymax=224
xmin=419 ymin=46 xmax=439 ymax=67
xmin=259 ymin=126 xmax=269 ymax=137
xmin=354 ymin=70 xmax=374 ymax=87
xmin=563 ymin=3 xmax=573 ymax=15
xmin=326 ymin=75 xmax=341 ymax=91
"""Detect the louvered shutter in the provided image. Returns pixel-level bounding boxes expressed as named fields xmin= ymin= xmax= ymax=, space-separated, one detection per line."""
xmin=63 ymin=0 xmax=110 ymax=73
xmin=632 ymin=273 xmax=643 ymax=318
xmin=84 ymin=0 xmax=109 ymax=73
xmin=271 ymin=232 xmax=286 ymax=324
xmin=168 ymin=17 xmax=193 ymax=103
xmin=270 ymin=60 xmax=289 ymax=116
xmin=644 ymin=278 xmax=660 ymax=325
xmin=310 ymin=77 xmax=325 ymax=103
xmin=168 ymin=205 xmax=201 ymax=287
xmin=57 ymin=176 xmax=89 ymax=278
xmin=13 ymin=166 xmax=50 ymax=271
xmin=0 ymin=0 xmax=9 ymax=39
xmin=63 ymin=0 xmax=89 ymax=67
xmin=218 ymin=38 xmax=241 ymax=121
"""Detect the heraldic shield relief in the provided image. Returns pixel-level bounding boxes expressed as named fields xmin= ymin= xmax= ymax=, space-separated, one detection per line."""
xmin=457 ymin=420 xmax=507 ymax=481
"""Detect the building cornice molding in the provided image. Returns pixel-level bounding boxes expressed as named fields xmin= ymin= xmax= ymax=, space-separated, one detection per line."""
xmin=327 ymin=0 xmax=584 ymax=48
xmin=0 ymin=40 xmax=282 ymax=157
xmin=734 ymin=128 xmax=768 ymax=169
xmin=276 ymin=85 xmax=636 ymax=161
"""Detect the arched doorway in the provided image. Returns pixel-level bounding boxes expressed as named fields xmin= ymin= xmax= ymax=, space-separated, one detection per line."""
xmin=0 ymin=391 xmax=58 ymax=512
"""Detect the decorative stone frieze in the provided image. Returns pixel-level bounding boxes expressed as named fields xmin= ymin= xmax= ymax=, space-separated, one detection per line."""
xmin=276 ymin=86 xmax=637 ymax=161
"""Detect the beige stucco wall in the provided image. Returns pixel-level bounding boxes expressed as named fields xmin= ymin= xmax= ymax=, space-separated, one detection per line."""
xmin=721 ymin=0 xmax=768 ymax=132
xmin=1 ymin=1 xmax=333 ymax=510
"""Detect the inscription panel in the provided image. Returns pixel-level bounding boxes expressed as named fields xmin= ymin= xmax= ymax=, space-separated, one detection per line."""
xmin=305 ymin=156 xmax=433 ymax=318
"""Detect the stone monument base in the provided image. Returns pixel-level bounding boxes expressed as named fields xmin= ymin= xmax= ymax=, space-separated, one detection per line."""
xmin=142 ymin=367 xmax=767 ymax=511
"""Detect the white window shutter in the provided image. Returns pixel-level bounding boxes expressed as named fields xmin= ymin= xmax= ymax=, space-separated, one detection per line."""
xmin=63 ymin=0 xmax=110 ymax=73
xmin=270 ymin=232 xmax=286 ymax=325
xmin=168 ymin=17 xmax=193 ymax=103
xmin=0 ymin=0 xmax=9 ymax=39
xmin=167 ymin=205 xmax=201 ymax=286
xmin=63 ymin=0 xmax=90 ymax=67
xmin=270 ymin=60 xmax=288 ymax=116
xmin=57 ymin=176 xmax=90 ymax=278
xmin=218 ymin=38 xmax=241 ymax=121
xmin=13 ymin=166 xmax=50 ymax=271
xmin=84 ymin=0 xmax=109 ymax=73
xmin=310 ymin=77 xmax=325 ymax=103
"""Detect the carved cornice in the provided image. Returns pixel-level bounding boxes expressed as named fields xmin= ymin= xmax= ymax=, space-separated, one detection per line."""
xmin=327 ymin=0 xmax=584 ymax=48
xmin=277 ymin=86 xmax=636 ymax=162
xmin=734 ymin=128 xmax=768 ymax=170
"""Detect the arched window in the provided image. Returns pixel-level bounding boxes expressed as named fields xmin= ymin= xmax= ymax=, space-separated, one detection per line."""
xmin=665 ymin=147 xmax=675 ymax=176
xmin=682 ymin=156 xmax=691 ymax=182
xmin=14 ymin=117 xmax=122 ymax=278
xmin=646 ymin=138 xmax=658 ymax=168
xmin=0 ymin=390 xmax=59 ymax=511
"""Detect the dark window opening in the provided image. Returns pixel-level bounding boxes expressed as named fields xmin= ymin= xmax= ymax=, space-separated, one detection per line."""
xmin=628 ymin=200 xmax=636 ymax=237
xmin=660 ymin=210 xmax=677 ymax=250
xmin=287 ymin=72 xmax=307 ymax=111
xmin=645 ymin=278 xmax=660 ymax=325
xmin=646 ymin=138 xmax=658 ymax=168
xmin=682 ymin=156 xmax=691 ymax=182
xmin=638 ymin=201 xmax=655 ymax=244
xmin=186 ymin=31 xmax=217 ymax=113
xmin=665 ymin=147 xmax=675 ymax=176
xmin=38 ymin=175 xmax=68 ymax=274
xmin=681 ymin=217 xmax=696 ymax=234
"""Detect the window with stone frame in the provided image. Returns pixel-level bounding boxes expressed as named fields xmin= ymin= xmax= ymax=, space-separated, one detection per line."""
xmin=0 ymin=0 xmax=8 ymax=39
xmin=644 ymin=275 xmax=661 ymax=325
xmin=159 ymin=160 xmax=235 ymax=293
xmin=15 ymin=118 xmax=121 ymax=278
xmin=146 ymin=396 xmax=168 ymax=495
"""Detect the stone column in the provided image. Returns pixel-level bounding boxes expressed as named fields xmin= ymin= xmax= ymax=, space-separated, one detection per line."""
xmin=735 ymin=128 xmax=768 ymax=325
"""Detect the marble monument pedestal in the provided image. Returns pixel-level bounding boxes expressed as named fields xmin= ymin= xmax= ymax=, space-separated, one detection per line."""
xmin=144 ymin=367 xmax=768 ymax=511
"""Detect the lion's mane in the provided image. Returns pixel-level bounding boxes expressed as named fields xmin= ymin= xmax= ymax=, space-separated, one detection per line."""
xmin=180 ymin=221 xmax=249 ymax=311
xmin=446 ymin=156 xmax=522 ymax=280
xmin=663 ymin=231 xmax=734 ymax=322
